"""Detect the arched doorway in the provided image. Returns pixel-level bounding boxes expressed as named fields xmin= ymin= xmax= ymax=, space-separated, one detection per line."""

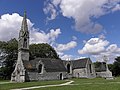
xmin=60 ymin=73 xmax=63 ymax=80
xmin=67 ymin=64 xmax=70 ymax=73
xmin=38 ymin=64 xmax=42 ymax=73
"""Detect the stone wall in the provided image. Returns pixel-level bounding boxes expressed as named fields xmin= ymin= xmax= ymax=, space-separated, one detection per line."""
xmin=18 ymin=50 xmax=29 ymax=61
xmin=73 ymin=68 xmax=87 ymax=78
xmin=86 ymin=60 xmax=96 ymax=78
xmin=11 ymin=58 xmax=26 ymax=82
xmin=27 ymin=71 xmax=67 ymax=81
xmin=96 ymin=70 xmax=113 ymax=78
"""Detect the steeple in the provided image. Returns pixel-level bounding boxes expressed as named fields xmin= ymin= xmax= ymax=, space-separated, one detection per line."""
xmin=11 ymin=11 xmax=30 ymax=82
xmin=18 ymin=11 xmax=29 ymax=50
xmin=19 ymin=11 xmax=29 ymax=38
xmin=21 ymin=11 xmax=28 ymax=32
xmin=18 ymin=11 xmax=29 ymax=61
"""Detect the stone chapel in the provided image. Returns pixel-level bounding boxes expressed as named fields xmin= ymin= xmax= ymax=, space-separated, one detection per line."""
xmin=11 ymin=12 xmax=96 ymax=82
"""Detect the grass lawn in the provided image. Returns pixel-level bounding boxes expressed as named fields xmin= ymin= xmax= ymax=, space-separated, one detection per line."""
xmin=0 ymin=80 xmax=9 ymax=82
xmin=34 ymin=77 xmax=120 ymax=90
xmin=1 ymin=77 xmax=120 ymax=90
xmin=0 ymin=80 xmax=67 ymax=90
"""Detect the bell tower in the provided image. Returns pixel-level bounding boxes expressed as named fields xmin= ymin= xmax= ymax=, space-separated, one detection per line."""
xmin=18 ymin=11 xmax=29 ymax=61
xmin=11 ymin=11 xmax=29 ymax=82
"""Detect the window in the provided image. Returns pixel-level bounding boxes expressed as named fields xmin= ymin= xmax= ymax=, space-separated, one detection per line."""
xmin=67 ymin=64 xmax=70 ymax=73
xmin=23 ymin=38 xmax=27 ymax=48
xmin=89 ymin=64 xmax=92 ymax=73
xmin=78 ymin=73 xmax=79 ymax=78
xmin=38 ymin=64 xmax=42 ymax=73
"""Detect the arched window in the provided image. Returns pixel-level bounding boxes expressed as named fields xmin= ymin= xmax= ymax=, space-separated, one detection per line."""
xmin=89 ymin=64 xmax=92 ymax=73
xmin=67 ymin=64 xmax=70 ymax=73
xmin=23 ymin=38 xmax=27 ymax=48
xmin=38 ymin=64 xmax=42 ymax=73
xmin=78 ymin=73 xmax=79 ymax=78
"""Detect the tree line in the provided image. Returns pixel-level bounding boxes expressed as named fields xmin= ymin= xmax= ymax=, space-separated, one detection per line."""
xmin=108 ymin=57 xmax=120 ymax=76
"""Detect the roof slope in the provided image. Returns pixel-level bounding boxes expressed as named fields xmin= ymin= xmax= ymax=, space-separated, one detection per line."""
xmin=72 ymin=58 xmax=90 ymax=69
xmin=23 ymin=58 xmax=67 ymax=72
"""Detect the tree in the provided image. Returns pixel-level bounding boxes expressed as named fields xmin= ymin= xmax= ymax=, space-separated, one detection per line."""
xmin=108 ymin=64 xmax=113 ymax=73
xmin=0 ymin=38 xmax=18 ymax=79
xmin=29 ymin=43 xmax=59 ymax=60
xmin=110 ymin=57 xmax=120 ymax=76
xmin=94 ymin=62 xmax=106 ymax=72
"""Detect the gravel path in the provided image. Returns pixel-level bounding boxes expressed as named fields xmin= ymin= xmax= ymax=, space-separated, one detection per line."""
xmin=11 ymin=80 xmax=74 ymax=90
xmin=0 ymin=82 xmax=12 ymax=84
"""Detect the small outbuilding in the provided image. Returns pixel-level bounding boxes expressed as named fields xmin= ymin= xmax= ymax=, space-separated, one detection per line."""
xmin=63 ymin=58 xmax=96 ymax=78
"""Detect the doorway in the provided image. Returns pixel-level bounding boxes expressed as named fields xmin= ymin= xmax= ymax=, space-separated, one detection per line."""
xmin=67 ymin=64 xmax=70 ymax=73
xmin=60 ymin=73 xmax=63 ymax=80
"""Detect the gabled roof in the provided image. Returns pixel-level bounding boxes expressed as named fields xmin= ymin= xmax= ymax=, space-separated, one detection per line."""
xmin=23 ymin=58 xmax=67 ymax=72
xmin=72 ymin=58 xmax=90 ymax=69
xmin=63 ymin=58 xmax=91 ymax=69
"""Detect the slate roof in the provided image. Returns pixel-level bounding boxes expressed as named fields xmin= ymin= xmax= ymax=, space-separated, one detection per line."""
xmin=72 ymin=58 xmax=90 ymax=69
xmin=23 ymin=58 xmax=67 ymax=72
xmin=62 ymin=58 xmax=91 ymax=69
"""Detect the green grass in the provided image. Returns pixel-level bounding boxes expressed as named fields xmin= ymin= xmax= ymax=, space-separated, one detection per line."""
xmin=0 ymin=80 xmax=67 ymax=90
xmin=0 ymin=79 xmax=9 ymax=82
xmin=34 ymin=77 xmax=120 ymax=90
xmin=1 ymin=77 xmax=120 ymax=90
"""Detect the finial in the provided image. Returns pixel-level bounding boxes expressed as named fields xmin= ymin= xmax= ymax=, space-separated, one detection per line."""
xmin=24 ymin=10 xmax=27 ymax=18
xmin=20 ymin=11 xmax=28 ymax=31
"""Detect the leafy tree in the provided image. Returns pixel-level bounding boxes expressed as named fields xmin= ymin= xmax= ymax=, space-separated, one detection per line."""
xmin=110 ymin=57 xmax=120 ymax=76
xmin=0 ymin=38 xmax=18 ymax=79
xmin=29 ymin=43 xmax=59 ymax=60
xmin=108 ymin=64 xmax=113 ymax=71
xmin=94 ymin=62 xmax=106 ymax=72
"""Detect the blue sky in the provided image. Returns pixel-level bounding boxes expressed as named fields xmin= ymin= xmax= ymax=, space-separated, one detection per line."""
xmin=0 ymin=0 xmax=120 ymax=63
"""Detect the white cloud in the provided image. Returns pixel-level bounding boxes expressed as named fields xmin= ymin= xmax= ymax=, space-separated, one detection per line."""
xmin=43 ymin=2 xmax=57 ymax=20
xmin=98 ymin=34 xmax=106 ymax=40
xmin=106 ymin=44 xmax=120 ymax=53
xmin=61 ymin=54 xmax=73 ymax=60
xmin=44 ymin=0 xmax=120 ymax=33
xmin=56 ymin=41 xmax=77 ymax=52
xmin=61 ymin=54 xmax=87 ymax=60
xmin=0 ymin=13 xmax=61 ymax=45
xmin=72 ymin=36 xmax=77 ymax=40
xmin=0 ymin=13 xmax=33 ymax=41
xmin=78 ymin=36 xmax=120 ymax=63
xmin=30 ymin=28 xmax=61 ymax=44
xmin=54 ymin=40 xmax=77 ymax=60
xmin=112 ymin=4 xmax=120 ymax=12
xmin=74 ymin=57 xmax=87 ymax=60
xmin=78 ymin=38 xmax=109 ymax=55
